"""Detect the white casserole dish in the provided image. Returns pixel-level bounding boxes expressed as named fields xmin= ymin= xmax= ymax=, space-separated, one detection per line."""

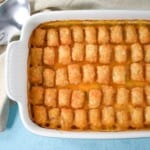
xmin=6 ymin=10 xmax=150 ymax=139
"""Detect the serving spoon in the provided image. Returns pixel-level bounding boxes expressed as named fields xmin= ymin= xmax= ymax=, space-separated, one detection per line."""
xmin=0 ymin=0 xmax=30 ymax=45
xmin=0 ymin=0 xmax=30 ymax=131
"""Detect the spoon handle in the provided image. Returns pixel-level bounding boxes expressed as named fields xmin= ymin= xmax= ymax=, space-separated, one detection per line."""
xmin=0 ymin=29 xmax=8 ymax=45
xmin=0 ymin=27 xmax=20 ymax=45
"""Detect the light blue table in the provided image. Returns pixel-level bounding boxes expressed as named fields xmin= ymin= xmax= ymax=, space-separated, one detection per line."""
xmin=0 ymin=103 xmax=150 ymax=150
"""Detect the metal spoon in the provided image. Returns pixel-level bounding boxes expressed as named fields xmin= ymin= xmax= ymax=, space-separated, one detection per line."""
xmin=0 ymin=0 xmax=30 ymax=45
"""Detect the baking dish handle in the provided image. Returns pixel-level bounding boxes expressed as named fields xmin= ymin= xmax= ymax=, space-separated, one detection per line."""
xmin=6 ymin=41 xmax=27 ymax=102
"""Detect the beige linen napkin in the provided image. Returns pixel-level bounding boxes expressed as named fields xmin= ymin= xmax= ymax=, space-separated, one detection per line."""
xmin=0 ymin=0 xmax=150 ymax=131
xmin=30 ymin=0 xmax=150 ymax=12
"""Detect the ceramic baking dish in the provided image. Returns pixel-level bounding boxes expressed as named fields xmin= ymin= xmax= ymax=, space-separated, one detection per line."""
xmin=6 ymin=10 xmax=150 ymax=138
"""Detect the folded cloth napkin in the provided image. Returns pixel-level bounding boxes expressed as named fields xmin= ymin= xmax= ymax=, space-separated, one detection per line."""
xmin=0 ymin=0 xmax=150 ymax=131
xmin=29 ymin=0 xmax=150 ymax=13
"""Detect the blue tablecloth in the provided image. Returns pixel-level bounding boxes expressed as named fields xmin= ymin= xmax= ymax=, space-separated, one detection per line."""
xmin=0 ymin=103 xmax=150 ymax=150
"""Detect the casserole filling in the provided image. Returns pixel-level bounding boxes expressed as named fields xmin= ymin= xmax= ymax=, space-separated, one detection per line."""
xmin=28 ymin=20 xmax=150 ymax=131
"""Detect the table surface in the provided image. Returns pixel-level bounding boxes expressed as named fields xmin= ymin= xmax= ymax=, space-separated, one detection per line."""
xmin=1 ymin=103 xmax=150 ymax=150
